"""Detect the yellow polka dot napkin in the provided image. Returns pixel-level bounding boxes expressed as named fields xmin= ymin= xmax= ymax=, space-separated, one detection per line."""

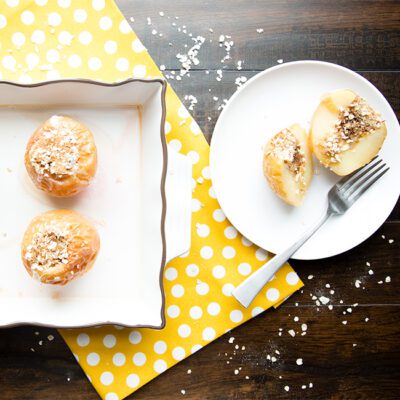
xmin=0 ymin=1 xmax=303 ymax=398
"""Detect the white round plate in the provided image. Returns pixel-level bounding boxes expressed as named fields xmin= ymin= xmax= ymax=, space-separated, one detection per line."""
xmin=210 ymin=61 xmax=400 ymax=260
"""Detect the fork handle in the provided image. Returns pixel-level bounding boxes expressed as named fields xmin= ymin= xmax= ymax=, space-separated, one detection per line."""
xmin=232 ymin=211 xmax=332 ymax=308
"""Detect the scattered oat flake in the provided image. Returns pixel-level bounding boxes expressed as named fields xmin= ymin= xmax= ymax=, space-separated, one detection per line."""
xmin=181 ymin=389 xmax=186 ymax=395
xmin=275 ymin=350 xmax=280 ymax=355
xmin=319 ymin=296 xmax=330 ymax=305
xmin=294 ymin=316 xmax=299 ymax=322
xmin=288 ymin=329 xmax=296 ymax=337
xmin=368 ymin=269 xmax=374 ymax=275
xmin=385 ymin=276 xmax=391 ymax=283
xmin=301 ymin=323 xmax=307 ymax=332
xmin=146 ymin=17 xmax=151 ymax=25
xmin=271 ymin=356 xmax=277 ymax=362
xmin=234 ymin=369 xmax=239 ymax=375
xmin=228 ymin=337 xmax=235 ymax=343
xmin=309 ymin=383 xmax=313 ymax=388
xmin=47 ymin=335 xmax=54 ymax=341
xmin=151 ymin=29 xmax=157 ymax=35
xmin=296 ymin=358 xmax=303 ymax=366
xmin=366 ymin=261 xmax=371 ymax=267
xmin=365 ymin=318 xmax=369 ymax=322
xmin=38 ymin=340 xmax=43 ymax=346
xmin=353 ymin=343 xmax=357 ymax=347
xmin=129 ymin=17 xmax=134 ymax=22
xmin=381 ymin=235 xmax=386 ymax=239
xmin=355 ymin=279 xmax=361 ymax=288
xmin=308 ymin=275 xmax=314 ymax=280
xmin=159 ymin=11 xmax=165 ymax=16
xmin=378 ymin=280 xmax=383 ymax=284
xmin=235 ymin=344 xmax=239 ymax=350
xmin=389 ymin=239 xmax=394 ymax=244
xmin=277 ymin=59 xmax=283 ymax=64
xmin=187 ymin=369 xmax=191 ymax=374
xmin=245 ymin=376 xmax=249 ymax=380
xmin=302 ymin=385 xmax=307 ymax=389
xmin=328 ymin=305 xmax=333 ymax=310
xmin=284 ymin=385 xmax=290 ymax=392
xmin=342 ymin=320 xmax=347 ymax=325
xmin=34 ymin=331 xmax=39 ymax=336
xmin=241 ymin=346 xmax=245 ymax=350
xmin=160 ymin=64 xmax=166 ymax=71
xmin=30 ymin=348 xmax=35 ymax=352
xmin=256 ymin=28 xmax=264 ymax=33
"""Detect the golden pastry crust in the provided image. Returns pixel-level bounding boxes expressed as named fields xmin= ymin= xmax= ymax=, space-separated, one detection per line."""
xmin=21 ymin=209 xmax=100 ymax=285
xmin=25 ymin=115 xmax=97 ymax=197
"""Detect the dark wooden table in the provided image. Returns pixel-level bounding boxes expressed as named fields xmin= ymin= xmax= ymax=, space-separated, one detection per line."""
xmin=1 ymin=1 xmax=399 ymax=399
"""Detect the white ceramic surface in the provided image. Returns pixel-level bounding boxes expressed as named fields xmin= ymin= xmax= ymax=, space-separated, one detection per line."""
xmin=210 ymin=61 xmax=400 ymax=260
xmin=0 ymin=79 xmax=192 ymax=328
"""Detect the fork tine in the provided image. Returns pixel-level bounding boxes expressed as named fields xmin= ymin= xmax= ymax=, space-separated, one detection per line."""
xmin=337 ymin=157 xmax=382 ymax=193
xmin=345 ymin=162 xmax=386 ymax=196
xmin=348 ymin=166 xmax=390 ymax=203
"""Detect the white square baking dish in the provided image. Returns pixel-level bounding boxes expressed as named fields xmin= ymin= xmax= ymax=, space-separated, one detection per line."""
xmin=0 ymin=78 xmax=192 ymax=328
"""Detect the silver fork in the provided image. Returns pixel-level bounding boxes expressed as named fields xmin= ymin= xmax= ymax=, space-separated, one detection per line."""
xmin=232 ymin=157 xmax=390 ymax=308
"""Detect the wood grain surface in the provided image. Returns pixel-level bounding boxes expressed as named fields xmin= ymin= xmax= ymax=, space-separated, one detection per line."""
xmin=0 ymin=1 xmax=399 ymax=399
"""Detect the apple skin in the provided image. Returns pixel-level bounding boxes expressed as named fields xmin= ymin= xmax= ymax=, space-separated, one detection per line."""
xmin=310 ymin=89 xmax=387 ymax=176
xmin=263 ymin=123 xmax=313 ymax=207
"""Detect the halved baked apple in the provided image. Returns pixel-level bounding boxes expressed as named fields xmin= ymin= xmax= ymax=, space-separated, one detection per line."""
xmin=310 ymin=89 xmax=387 ymax=176
xmin=263 ymin=123 xmax=313 ymax=207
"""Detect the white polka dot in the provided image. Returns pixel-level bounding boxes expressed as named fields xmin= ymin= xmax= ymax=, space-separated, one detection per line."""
xmin=165 ymin=267 xmax=178 ymax=281
xmin=178 ymin=324 xmax=191 ymax=338
xmin=100 ymin=372 xmax=114 ymax=386
xmin=286 ymin=271 xmax=299 ymax=285
xmin=78 ymin=30 xmax=92 ymax=45
xmin=196 ymin=224 xmax=210 ymax=238
xmin=191 ymin=344 xmax=202 ymax=354
xmin=2 ymin=55 xmax=16 ymax=71
xmin=133 ymin=64 xmax=147 ymax=78
xmin=132 ymin=38 xmax=146 ymax=53
xmin=133 ymin=352 xmax=146 ymax=366
xmin=68 ymin=54 xmax=82 ymax=68
xmin=238 ymin=262 xmax=252 ymax=276
xmin=46 ymin=49 xmax=60 ymax=63
xmin=252 ymin=306 xmax=264 ymax=317
xmin=190 ymin=120 xmax=201 ymax=135
xmin=48 ymin=12 xmax=62 ymax=27
xmin=224 ymin=226 xmax=237 ymax=239
xmin=266 ymin=288 xmax=280 ymax=302
xmin=128 ymin=330 xmax=141 ymax=344
xmin=189 ymin=306 xmax=203 ymax=319
xmin=104 ymin=40 xmax=117 ymax=54
xmin=77 ymin=333 xmax=90 ymax=347
xmin=222 ymin=283 xmax=235 ymax=296
xmin=154 ymin=340 xmax=167 ymax=354
xmin=187 ymin=150 xmax=200 ymax=164
xmin=208 ymin=186 xmax=216 ymax=199
xmin=241 ymin=236 xmax=253 ymax=247
xmin=202 ymin=327 xmax=216 ymax=341
xmin=207 ymin=302 xmax=221 ymax=316
xmin=92 ymin=0 xmax=105 ymax=10
xmin=230 ymin=310 xmax=244 ymax=323
xmin=153 ymin=359 xmax=167 ymax=373
xmin=213 ymin=209 xmax=226 ymax=222
xmin=222 ymin=246 xmax=236 ymax=259
xmin=196 ymin=281 xmax=209 ymax=295
xmin=172 ymin=346 xmax=186 ymax=360
xmin=21 ymin=10 xmax=35 ymax=25
xmin=212 ymin=265 xmax=226 ymax=279
xmin=191 ymin=198 xmax=201 ymax=212
xmin=86 ymin=352 xmax=100 ymax=366
xmin=18 ymin=74 xmax=32 ymax=84
xmin=12 ymin=32 xmax=25 ymax=47
xmin=164 ymin=121 xmax=171 ymax=134
xmin=119 ymin=20 xmax=131 ymax=34
xmin=186 ymin=263 xmax=199 ymax=277
xmin=0 ymin=15 xmax=7 ymax=29
xmin=57 ymin=0 xmax=70 ymax=8
xmin=126 ymin=373 xmax=140 ymax=388
xmin=200 ymin=246 xmax=213 ymax=260
xmin=103 ymin=334 xmax=116 ymax=348
xmin=178 ymin=105 xmax=190 ymax=119
xmin=35 ymin=0 xmax=48 ymax=5
xmin=99 ymin=16 xmax=113 ymax=30
xmin=46 ymin=69 xmax=60 ymax=80
xmin=168 ymin=139 xmax=182 ymax=152
xmin=31 ymin=30 xmax=45 ymax=44
xmin=58 ymin=31 xmax=73 ymax=45
xmin=202 ymin=166 xmax=211 ymax=179
xmin=112 ymin=353 xmax=126 ymax=366
xmin=74 ymin=9 xmax=87 ymax=23
xmin=88 ymin=57 xmax=102 ymax=71
xmin=171 ymin=284 xmax=184 ymax=298
xmin=256 ymin=248 xmax=268 ymax=261
xmin=115 ymin=57 xmax=129 ymax=72
xmin=167 ymin=305 xmax=180 ymax=318
xmin=105 ymin=393 xmax=119 ymax=400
